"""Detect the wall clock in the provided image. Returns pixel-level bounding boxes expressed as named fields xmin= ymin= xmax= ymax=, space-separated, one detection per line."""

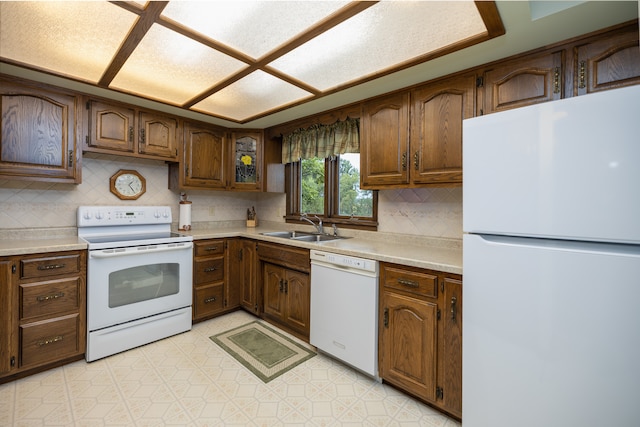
xmin=110 ymin=169 xmax=146 ymax=200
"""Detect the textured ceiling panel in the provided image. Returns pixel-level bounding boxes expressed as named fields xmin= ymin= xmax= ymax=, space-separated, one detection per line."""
xmin=269 ymin=1 xmax=486 ymax=91
xmin=161 ymin=1 xmax=350 ymax=59
xmin=192 ymin=70 xmax=313 ymax=121
xmin=0 ymin=2 xmax=136 ymax=83
xmin=110 ymin=24 xmax=248 ymax=105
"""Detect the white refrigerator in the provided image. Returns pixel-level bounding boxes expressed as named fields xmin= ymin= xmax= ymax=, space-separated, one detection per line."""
xmin=462 ymin=85 xmax=640 ymax=427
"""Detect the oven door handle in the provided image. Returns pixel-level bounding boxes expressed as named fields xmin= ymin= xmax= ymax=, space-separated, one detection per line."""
xmin=89 ymin=242 xmax=193 ymax=258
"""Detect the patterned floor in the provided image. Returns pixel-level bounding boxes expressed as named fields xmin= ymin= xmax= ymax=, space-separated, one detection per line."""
xmin=0 ymin=310 xmax=462 ymax=426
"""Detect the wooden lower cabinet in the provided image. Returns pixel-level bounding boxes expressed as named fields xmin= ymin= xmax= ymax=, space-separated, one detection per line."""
xmin=228 ymin=238 xmax=259 ymax=315
xmin=257 ymin=242 xmax=310 ymax=340
xmin=379 ymin=262 xmax=462 ymax=419
xmin=1 ymin=250 xmax=86 ymax=384
xmin=192 ymin=238 xmax=239 ymax=322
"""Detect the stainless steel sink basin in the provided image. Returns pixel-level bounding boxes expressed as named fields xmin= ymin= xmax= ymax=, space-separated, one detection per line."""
xmin=261 ymin=230 xmax=312 ymax=238
xmin=291 ymin=234 xmax=343 ymax=242
xmin=260 ymin=231 xmax=347 ymax=243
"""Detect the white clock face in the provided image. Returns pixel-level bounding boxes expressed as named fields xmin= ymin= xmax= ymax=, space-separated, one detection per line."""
xmin=115 ymin=173 xmax=143 ymax=196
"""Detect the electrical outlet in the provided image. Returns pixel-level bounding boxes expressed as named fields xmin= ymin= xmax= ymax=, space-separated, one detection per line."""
xmin=208 ymin=207 xmax=215 ymax=216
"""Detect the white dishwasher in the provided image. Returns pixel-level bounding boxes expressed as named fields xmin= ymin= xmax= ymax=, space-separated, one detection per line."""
xmin=310 ymin=250 xmax=380 ymax=380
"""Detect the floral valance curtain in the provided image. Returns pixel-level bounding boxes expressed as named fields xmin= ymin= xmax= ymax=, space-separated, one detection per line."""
xmin=281 ymin=117 xmax=360 ymax=164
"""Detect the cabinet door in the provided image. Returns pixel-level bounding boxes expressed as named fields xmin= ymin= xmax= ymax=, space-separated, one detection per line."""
xmin=380 ymin=291 xmax=438 ymax=402
xmin=575 ymin=27 xmax=640 ymax=96
xmin=410 ymin=75 xmax=475 ymax=185
xmin=183 ymin=122 xmax=227 ymax=188
xmin=0 ymin=259 xmax=14 ymax=377
xmin=227 ymin=238 xmax=252 ymax=312
xmin=229 ymin=131 xmax=262 ymax=191
xmin=263 ymin=263 xmax=285 ymax=320
xmin=437 ymin=275 xmax=463 ymax=418
xmin=238 ymin=240 xmax=258 ymax=314
xmin=1 ymin=80 xmax=80 ymax=182
xmin=284 ymin=269 xmax=310 ymax=337
xmin=138 ymin=111 xmax=178 ymax=160
xmin=88 ymin=100 xmax=135 ymax=152
xmin=360 ymin=92 xmax=410 ymax=188
xmin=482 ymin=51 xmax=563 ymax=115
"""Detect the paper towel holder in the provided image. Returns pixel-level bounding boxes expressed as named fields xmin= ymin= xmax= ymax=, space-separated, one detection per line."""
xmin=179 ymin=192 xmax=192 ymax=231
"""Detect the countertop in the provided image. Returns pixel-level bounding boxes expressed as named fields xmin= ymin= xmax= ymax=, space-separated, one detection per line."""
xmin=0 ymin=224 xmax=462 ymax=274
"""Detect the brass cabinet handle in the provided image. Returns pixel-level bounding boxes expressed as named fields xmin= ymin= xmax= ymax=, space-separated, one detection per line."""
xmin=37 ymin=335 xmax=63 ymax=346
xmin=451 ymin=296 xmax=458 ymax=321
xmin=578 ymin=61 xmax=586 ymax=89
xmin=140 ymin=128 xmax=146 ymax=145
xmin=553 ymin=66 xmax=561 ymax=94
xmin=204 ymin=296 xmax=217 ymax=304
xmin=413 ymin=151 xmax=419 ymax=170
xmin=401 ymin=152 xmax=407 ymax=171
xmin=398 ymin=278 xmax=419 ymax=288
xmin=203 ymin=266 xmax=217 ymax=272
xmin=284 ymin=280 xmax=288 ymax=294
xmin=37 ymin=263 xmax=66 ymax=271
xmin=205 ymin=247 xmax=218 ymax=251
xmin=129 ymin=126 xmax=134 ymax=142
xmin=279 ymin=279 xmax=284 ymax=293
xmin=384 ymin=307 xmax=389 ymax=328
xmin=36 ymin=292 xmax=65 ymax=302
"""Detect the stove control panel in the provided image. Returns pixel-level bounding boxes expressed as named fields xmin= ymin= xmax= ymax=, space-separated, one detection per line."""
xmin=77 ymin=206 xmax=172 ymax=227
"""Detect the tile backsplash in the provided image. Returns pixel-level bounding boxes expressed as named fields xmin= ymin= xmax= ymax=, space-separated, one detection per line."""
xmin=0 ymin=154 xmax=462 ymax=239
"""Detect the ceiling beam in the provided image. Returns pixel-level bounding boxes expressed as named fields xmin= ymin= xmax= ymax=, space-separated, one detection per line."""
xmin=98 ymin=1 xmax=169 ymax=87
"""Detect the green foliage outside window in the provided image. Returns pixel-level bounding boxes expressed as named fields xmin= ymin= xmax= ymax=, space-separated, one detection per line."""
xmin=301 ymin=158 xmax=325 ymax=214
xmin=300 ymin=156 xmax=373 ymax=217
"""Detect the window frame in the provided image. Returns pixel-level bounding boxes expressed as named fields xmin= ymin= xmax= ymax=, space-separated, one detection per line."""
xmin=285 ymin=155 xmax=378 ymax=231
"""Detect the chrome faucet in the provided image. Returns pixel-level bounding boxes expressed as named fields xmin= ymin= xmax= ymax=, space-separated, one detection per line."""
xmin=300 ymin=213 xmax=323 ymax=234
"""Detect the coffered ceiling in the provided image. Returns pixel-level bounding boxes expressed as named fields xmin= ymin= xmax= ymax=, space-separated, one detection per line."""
xmin=1 ymin=1 xmax=638 ymax=129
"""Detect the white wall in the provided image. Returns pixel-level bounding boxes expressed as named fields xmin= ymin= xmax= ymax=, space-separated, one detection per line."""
xmin=0 ymin=154 xmax=462 ymax=239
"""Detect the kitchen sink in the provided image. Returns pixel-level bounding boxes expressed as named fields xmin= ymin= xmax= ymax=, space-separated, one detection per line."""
xmin=260 ymin=231 xmax=347 ymax=243
xmin=261 ymin=230 xmax=311 ymax=238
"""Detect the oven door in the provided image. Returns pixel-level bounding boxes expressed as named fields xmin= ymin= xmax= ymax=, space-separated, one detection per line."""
xmin=87 ymin=242 xmax=193 ymax=331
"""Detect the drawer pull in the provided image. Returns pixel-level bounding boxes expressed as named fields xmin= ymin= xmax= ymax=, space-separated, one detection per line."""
xmin=204 ymin=296 xmax=217 ymax=304
xmin=205 ymin=247 xmax=218 ymax=251
xmin=451 ymin=296 xmax=458 ymax=321
xmin=36 ymin=292 xmax=65 ymax=302
xmin=203 ymin=266 xmax=217 ymax=272
xmin=397 ymin=278 xmax=419 ymax=288
xmin=37 ymin=335 xmax=64 ymax=346
xmin=37 ymin=263 xmax=66 ymax=271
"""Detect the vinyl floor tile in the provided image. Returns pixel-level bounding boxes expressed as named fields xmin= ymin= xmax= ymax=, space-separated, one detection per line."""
xmin=0 ymin=311 xmax=462 ymax=426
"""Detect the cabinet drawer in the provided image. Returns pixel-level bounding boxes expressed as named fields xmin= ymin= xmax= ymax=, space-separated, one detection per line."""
xmin=194 ymin=284 xmax=224 ymax=318
xmin=20 ymin=314 xmax=80 ymax=367
xmin=257 ymin=243 xmax=310 ymax=272
xmin=195 ymin=258 xmax=224 ymax=285
xmin=381 ymin=264 xmax=438 ymax=298
xmin=194 ymin=240 xmax=225 ymax=257
xmin=20 ymin=277 xmax=81 ymax=321
xmin=21 ymin=254 xmax=82 ymax=279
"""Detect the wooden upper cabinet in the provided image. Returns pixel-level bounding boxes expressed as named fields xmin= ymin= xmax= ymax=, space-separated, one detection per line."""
xmin=360 ymin=92 xmax=410 ymax=188
xmin=0 ymin=77 xmax=80 ymax=183
xmin=182 ymin=121 xmax=227 ymax=189
xmin=229 ymin=131 xmax=263 ymax=191
xmin=86 ymin=100 xmax=178 ymax=161
xmin=481 ymin=50 xmax=563 ymax=115
xmin=88 ymin=101 xmax=135 ymax=152
xmin=410 ymin=74 xmax=475 ymax=185
xmin=138 ymin=111 xmax=178 ymax=159
xmin=574 ymin=26 xmax=640 ymax=96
